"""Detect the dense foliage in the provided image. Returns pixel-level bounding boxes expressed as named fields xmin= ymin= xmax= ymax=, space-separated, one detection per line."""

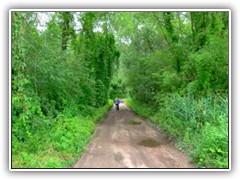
xmin=12 ymin=11 xmax=229 ymax=168
xmin=122 ymin=12 xmax=229 ymax=168
xmin=11 ymin=12 xmax=118 ymax=168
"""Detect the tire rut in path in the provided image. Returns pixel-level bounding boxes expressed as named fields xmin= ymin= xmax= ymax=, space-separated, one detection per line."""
xmin=73 ymin=103 xmax=195 ymax=168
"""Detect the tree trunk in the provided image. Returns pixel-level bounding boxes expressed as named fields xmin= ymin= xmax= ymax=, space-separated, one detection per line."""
xmin=61 ymin=12 xmax=71 ymax=51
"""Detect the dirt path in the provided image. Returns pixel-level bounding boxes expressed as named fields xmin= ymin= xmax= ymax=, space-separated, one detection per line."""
xmin=73 ymin=102 xmax=195 ymax=168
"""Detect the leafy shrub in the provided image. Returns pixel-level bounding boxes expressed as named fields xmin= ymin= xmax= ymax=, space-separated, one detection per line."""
xmin=190 ymin=122 xmax=228 ymax=168
xmin=12 ymin=100 xmax=113 ymax=168
xmin=125 ymin=98 xmax=154 ymax=118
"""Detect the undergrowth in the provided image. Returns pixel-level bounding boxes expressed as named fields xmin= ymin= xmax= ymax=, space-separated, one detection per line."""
xmin=126 ymin=95 xmax=229 ymax=168
xmin=12 ymin=100 xmax=113 ymax=168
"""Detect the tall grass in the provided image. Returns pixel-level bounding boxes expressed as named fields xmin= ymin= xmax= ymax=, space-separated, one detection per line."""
xmin=158 ymin=95 xmax=228 ymax=168
xmin=126 ymin=95 xmax=229 ymax=168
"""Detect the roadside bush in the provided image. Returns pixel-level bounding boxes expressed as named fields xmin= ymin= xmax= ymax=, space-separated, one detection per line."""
xmin=125 ymin=98 xmax=154 ymax=118
xmin=12 ymin=100 xmax=113 ymax=168
xmin=158 ymin=94 xmax=228 ymax=168
xmin=126 ymin=94 xmax=229 ymax=168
